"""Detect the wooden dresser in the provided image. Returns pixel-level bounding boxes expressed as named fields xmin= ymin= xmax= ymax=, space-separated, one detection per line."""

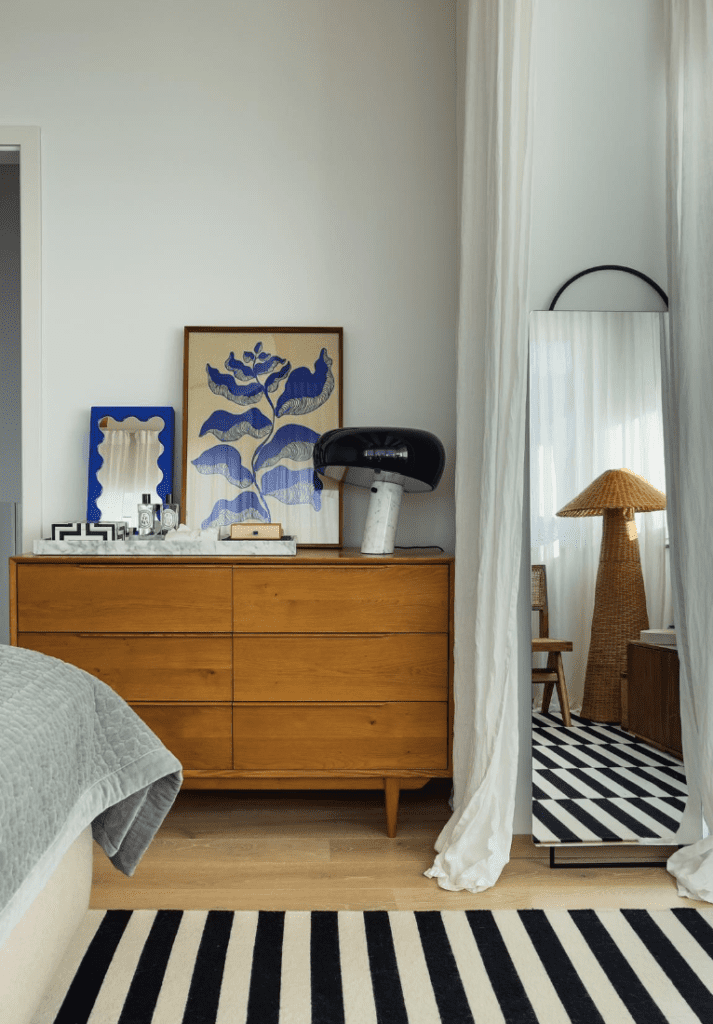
xmin=9 ymin=549 xmax=454 ymax=836
xmin=623 ymin=640 xmax=682 ymax=759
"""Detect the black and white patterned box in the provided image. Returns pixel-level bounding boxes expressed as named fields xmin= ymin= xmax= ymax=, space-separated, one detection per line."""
xmin=103 ymin=521 xmax=130 ymax=540
xmin=51 ymin=521 xmax=129 ymax=541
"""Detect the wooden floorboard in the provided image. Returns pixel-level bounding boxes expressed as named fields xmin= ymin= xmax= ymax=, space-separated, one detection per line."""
xmin=91 ymin=780 xmax=704 ymax=910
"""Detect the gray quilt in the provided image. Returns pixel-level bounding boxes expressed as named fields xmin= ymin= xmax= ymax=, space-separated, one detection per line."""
xmin=0 ymin=644 xmax=182 ymax=946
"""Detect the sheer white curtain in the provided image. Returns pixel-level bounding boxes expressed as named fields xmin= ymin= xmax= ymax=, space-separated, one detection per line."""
xmin=530 ymin=311 xmax=671 ymax=712
xmin=663 ymin=0 xmax=713 ymax=902
xmin=425 ymin=0 xmax=534 ymax=892
xmin=96 ymin=429 xmax=163 ymax=525
xmin=96 ymin=430 xmax=133 ymax=524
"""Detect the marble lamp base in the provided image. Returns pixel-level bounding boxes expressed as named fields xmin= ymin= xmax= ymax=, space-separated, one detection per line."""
xmin=361 ymin=478 xmax=404 ymax=555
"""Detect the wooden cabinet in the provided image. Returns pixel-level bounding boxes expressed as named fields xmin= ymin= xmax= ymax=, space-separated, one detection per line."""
xmin=624 ymin=641 xmax=682 ymax=759
xmin=10 ymin=550 xmax=454 ymax=836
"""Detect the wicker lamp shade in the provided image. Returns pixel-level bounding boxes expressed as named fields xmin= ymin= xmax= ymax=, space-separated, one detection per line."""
xmin=557 ymin=468 xmax=667 ymax=517
xmin=557 ymin=469 xmax=666 ymax=722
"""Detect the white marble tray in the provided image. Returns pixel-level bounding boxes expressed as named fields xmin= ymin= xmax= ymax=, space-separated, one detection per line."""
xmin=33 ymin=535 xmax=298 ymax=556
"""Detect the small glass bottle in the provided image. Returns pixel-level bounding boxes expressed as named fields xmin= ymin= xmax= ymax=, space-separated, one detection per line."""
xmin=137 ymin=493 xmax=154 ymax=535
xmin=161 ymin=493 xmax=179 ymax=533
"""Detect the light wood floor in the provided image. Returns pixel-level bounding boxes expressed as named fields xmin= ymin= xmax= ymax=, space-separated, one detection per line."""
xmin=91 ymin=780 xmax=705 ymax=911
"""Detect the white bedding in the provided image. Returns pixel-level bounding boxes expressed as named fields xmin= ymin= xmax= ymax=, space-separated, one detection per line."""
xmin=0 ymin=644 xmax=182 ymax=947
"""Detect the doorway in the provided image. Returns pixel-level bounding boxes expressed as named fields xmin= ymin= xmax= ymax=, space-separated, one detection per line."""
xmin=0 ymin=148 xmax=21 ymax=644
xmin=0 ymin=126 xmax=42 ymax=641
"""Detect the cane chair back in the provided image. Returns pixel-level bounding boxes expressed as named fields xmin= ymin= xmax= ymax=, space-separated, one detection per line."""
xmin=531 ymin=565 xmax=549 ymax=639
xmin=531 ymin=564 xmax=572 ymax=726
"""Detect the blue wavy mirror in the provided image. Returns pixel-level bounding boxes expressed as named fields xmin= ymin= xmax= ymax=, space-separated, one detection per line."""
xmin=87 ymin=406 xmax=174 ymax=529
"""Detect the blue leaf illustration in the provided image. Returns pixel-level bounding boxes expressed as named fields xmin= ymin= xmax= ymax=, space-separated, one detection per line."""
xmin=265 ymin=361 xmax=291 ymax=394
xmin=254 ymin=424 xmax=320 ymax=472
xmin=202 ymin=492 xmax=270 ymax=529
xmin=227 ymin=350 xmax=286 ymax=377
xmin=206 ymin=364 xmax=263 ymax=405
xmin=260 ymin=466 xmax=323 ymax=511
xmin=199 ymin=408 xmax=272 ymax=442
xmin=191 ymin=444 xmax=254 ymax=488
xmin=275 ymin=348 xmax=334 ymax=418
xmin=255 ymin=342 xmax=263 ymax=354
xmin=255 ymin=354 xmax=287 ymax=376
xmin=224 ymin=352 xmax=255 ymax=382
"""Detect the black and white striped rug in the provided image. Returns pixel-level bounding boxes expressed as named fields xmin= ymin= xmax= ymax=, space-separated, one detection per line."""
xmin=33 ymin=907 xmax=713 ymax=1023
xmin=532 ymin=711 xmax=687 ymax=844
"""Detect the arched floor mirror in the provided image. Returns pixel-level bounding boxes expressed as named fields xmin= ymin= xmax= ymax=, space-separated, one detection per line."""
xmin=529 ymin=266 xmax=690 ymax=866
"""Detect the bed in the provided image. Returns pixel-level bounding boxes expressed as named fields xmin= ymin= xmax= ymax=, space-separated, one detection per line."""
xmin=0 ymin=644 xmax=182 ymax=1024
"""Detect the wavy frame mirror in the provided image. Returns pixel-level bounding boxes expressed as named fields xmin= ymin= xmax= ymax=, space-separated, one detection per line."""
xmin=529 ymin=303 xmax=688 ymax=858
xmin=87 ymin=406 xmax=175 ymax=529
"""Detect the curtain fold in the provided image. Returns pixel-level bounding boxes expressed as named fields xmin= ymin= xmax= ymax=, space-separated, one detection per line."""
xmin=424 ymin=0 xmax=535 ymax=892
xmin=663 ymin=0 xmax=713 ymax=902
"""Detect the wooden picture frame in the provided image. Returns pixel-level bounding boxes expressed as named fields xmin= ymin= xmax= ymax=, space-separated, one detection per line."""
xmin=183 ymin=327 xmax=342 ymax=546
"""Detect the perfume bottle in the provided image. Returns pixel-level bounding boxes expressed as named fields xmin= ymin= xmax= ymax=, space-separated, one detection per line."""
xmin=137 ymin=493 xmax=154 ymax=535
xmin=161 ymin=493 xmax=179 ymax=533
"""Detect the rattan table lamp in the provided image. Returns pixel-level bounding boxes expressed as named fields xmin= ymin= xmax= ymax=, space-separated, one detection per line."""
xmin=557 ymin=469 xmax=666 ymax=722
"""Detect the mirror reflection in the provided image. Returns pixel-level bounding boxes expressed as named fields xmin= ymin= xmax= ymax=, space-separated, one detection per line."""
xmin=87 ymin=406 xmax=174 ymax=530
xmin=529 ymin=311 xmax=686 ymax=849
xmin=96 ymin=415 xmax=165 ymax=527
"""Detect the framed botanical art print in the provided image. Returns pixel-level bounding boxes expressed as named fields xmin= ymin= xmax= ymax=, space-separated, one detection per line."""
xmin=183 ymin=327 xmax=342 ymax=545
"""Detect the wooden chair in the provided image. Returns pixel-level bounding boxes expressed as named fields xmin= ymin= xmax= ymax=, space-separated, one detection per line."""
xmin=532 ymin=564 xmax=572 ymax=726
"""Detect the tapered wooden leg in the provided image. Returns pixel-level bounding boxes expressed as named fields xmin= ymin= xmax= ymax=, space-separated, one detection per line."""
xmin=384 ymin=777 xmax=400 ymax=838
xmin=541 ymin=654 xmax=555 ymax=713
xmin=554 ymin=653 xmax=572 ymax=726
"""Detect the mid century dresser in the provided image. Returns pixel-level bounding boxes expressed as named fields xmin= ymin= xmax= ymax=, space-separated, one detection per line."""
xmin=10 ymin=549 xmax=454 ymax=836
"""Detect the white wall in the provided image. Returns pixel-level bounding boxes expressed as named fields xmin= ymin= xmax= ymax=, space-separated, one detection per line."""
xmin=0 ymin=0 xmax=457 ymax=549
xmin=530 ymin=0 xmax=667 ymax=311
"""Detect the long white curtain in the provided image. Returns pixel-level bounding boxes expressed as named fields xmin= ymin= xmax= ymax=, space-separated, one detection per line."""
xmin=424 ymin=0 xmax=534 ymax=892
xmin=663 ymin=0 xmax=713 ymax=901
xmin=530 ymin=311 xmax=671 ymax=712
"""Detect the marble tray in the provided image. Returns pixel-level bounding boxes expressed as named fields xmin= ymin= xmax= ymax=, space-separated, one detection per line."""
xmin=32 ymin=535 xmax=298 ymax=556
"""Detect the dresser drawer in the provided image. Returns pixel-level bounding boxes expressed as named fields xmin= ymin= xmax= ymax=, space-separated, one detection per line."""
xmin=134 ymin=703 xmax=232 ymax=769
xmin=233 ymin=565 xmax=449 ymax=633
xmin=233 ymin=634 xmax=448 ymax=701
xmin=232 ymin=702 xmax=448 ymax=771
xmin=15 ymin=565 xmax=232 ymax=633
xmin=16 ymin=633 xmax=232 ymax=702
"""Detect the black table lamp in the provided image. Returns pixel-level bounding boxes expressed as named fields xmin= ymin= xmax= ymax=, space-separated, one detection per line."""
xmin=313 ymin=427 xmax=445 ymax=554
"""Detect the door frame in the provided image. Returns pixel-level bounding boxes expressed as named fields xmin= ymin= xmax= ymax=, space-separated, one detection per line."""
xmin=0 ymin=127 xmax=41 ymax=551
